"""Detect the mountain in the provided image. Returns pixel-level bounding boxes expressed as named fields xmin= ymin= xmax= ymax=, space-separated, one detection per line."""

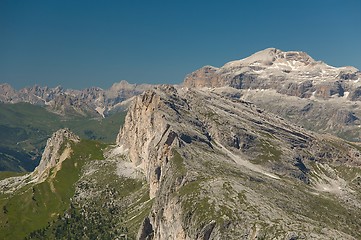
xmin=184 ymin=48 xmax=361 ymax=141
xmin=1 ymin=49 xmax=361 ymax=239
xmin=0 ymin=102 xmax=126 ymax=172
xmin=0 ymin=80 xmax=145 ymax=172
xmin=0 ymin=129 xmax=150 ymax=239
xmin=116 ymin=86 xmax=361 ymax=239
xmin=0 ymin=80 xmax=153 ymax=117
xmin=1 ymin=86 xmax=361 ymax=239
xmin=184 ymin=48 xmax=360 ymax=96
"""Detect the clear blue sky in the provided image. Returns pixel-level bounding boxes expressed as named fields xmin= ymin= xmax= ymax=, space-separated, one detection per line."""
xmin=1 ymin=0 xmax=360 ymax=90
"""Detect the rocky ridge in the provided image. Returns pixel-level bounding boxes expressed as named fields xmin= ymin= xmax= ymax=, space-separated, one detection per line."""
xmin=0 ymin=80 xmax=153 ymax=117
xmin=0 ymin=129 xmax=80 ymax=194
xmin=117 ymin=85 xmax=361 ymax=239
xmin=31 ymin=128 xmax=80 ymax=182
xmin=0 ymin=127 xmax=152 ymax=239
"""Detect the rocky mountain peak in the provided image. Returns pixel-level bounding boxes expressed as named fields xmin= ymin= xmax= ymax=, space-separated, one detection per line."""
xmin=223 ymin=48 xmax=315 ymax=69
xmin=111 ymin=80 xmax=132 ymax=89
xmin=32 ymin=128 xmax=80 ymax=182
xmin=184 ymin=48 xmax=361 ymax=101
xmin=0 ymin=83 xmax=16 ymax=102
xmin=116 ymin=85 xmax=188 ymax=198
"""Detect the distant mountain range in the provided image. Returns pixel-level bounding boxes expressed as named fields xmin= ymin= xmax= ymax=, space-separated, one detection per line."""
xmin=0 ymin=80 xmax=154 ymax=117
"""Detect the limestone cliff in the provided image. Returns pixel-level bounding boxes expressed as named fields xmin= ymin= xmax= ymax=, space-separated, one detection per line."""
xmin=32 ymin=128 xmax=80 ymax=182
xmin=116 ymin=85 xmax=186 ymax=197
xmin=117 ymin=86 xmax=361 ymax=239
xmin=0 ymin=128 xmax=80 ymax=195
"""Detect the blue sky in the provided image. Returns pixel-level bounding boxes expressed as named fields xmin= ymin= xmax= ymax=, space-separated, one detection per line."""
xmin=1 ymin=0 xmax=360 ymax=89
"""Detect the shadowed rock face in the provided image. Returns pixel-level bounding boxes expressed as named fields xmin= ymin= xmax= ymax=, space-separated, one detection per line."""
xmin=117 ymin=86 xmax=361 ymax=240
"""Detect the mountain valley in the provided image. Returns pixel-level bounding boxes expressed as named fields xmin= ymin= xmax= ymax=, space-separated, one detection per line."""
xmin=1 ymin=48 xmax=361 ymax=239
xmin=0 ymin=102 xmax=126 ymax=172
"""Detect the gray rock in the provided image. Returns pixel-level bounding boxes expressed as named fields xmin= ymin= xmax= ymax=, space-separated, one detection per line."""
xmin=116 ymin=86 xmax=361 ymax=239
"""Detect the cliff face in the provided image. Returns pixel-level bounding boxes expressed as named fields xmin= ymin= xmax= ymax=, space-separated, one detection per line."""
xmin=117 ymin=86 xmax=361 ymax=239
xmin=32 ymin=128 xmax=80 ymax=182
xmin=0 ymin=128 xmax=80 ymax=194
xmin=116 ymin=85 xmax=186 ymax=198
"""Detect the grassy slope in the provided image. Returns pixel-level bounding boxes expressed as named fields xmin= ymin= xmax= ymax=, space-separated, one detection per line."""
xmin=28 ymin=159 xmax=152 ymax=239
xmin=0 ymin=146 xmax=152 ymax=239
xmin=0 ymin=102 xmax=126 ymax=172
xmin=0 ymin=139 xmax=107 ymax=240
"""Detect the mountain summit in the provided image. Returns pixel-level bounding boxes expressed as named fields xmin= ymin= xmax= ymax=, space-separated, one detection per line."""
xmin=184 ymin=48 xmax=360 ymax=100
xmin=224 ymin=48 xmax=316 ymax=68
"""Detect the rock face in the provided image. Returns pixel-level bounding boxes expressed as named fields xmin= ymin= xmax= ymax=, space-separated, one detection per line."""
xmin=116 ymin=85 xmax=186 ymax=197
xmin=0 ymin=128 xmax=80 ymax=195
xmin=184 ymin=48 xmax=361 ymax=141
xmin=184 ymin=48 xmax=360 ymax=100
xmin=32 ymin=128 xmax=80 ymax=181
xmin=117 ymin=86 xmax=361 ymax=239
xmin=0 ymin=80 xmax=153 ymax=117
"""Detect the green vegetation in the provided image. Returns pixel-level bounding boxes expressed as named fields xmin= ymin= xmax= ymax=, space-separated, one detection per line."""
xmin=0 ymin=103 xmax=152 ymax=239
xmin=171 ymin=150 xmax=187 ymax=176
xmin=25 ymin=184 xmax=151 ymax=240
xmin=346 ymin=141 xmax=361 ymax=152
xmin=179 ymin=178 xmax=240 ymax=231
xmin=0 ymin=144 xmax=153 ymax=240
xmin=0 ymin=171 xmax=28 ymax=181
xmin=24 ymin=158 xmax=151 ymax=240
xmin=334 ymin=165 xmax=361 ymax=182
xmin=252 ymin=139 xmax=282 ymax=164
xmin=303 ymin=192 xmax=361 ymax=238
xmin=0 ymin=139 xmax=106 ymax=239
xmin=0 ymin=102 xmax=126 ymax=172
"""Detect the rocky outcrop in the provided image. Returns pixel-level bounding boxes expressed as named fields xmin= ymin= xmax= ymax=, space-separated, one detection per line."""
xmin=0 ymin=83 xmax=17 ymax=102
xmin=183 ymin=66 xmax=219 ymax=88
xmin=117 ymin=86 xmax=361 ymax=239
xmin=0 ymin=128 xmax=80 ymax=194
xmin=2 ymin=86 xmax=361 ymax=239
xmin=32 ymin=128 xmax=80 ymax=181
xmin=116 ymin=85 xmax=187 ymax=197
